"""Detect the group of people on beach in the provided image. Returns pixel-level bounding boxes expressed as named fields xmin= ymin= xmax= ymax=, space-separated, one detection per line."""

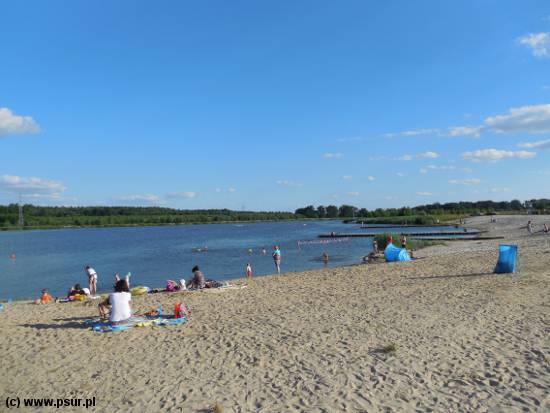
xmin=40 ymin=244 xmax=283 ymax=323
xmin=526 ymin=220 xmax=549 ymax=235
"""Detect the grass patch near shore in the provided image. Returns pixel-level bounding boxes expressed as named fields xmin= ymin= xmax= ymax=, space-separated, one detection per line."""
xmin=382 ymin=343 xmax=397 ymax=353
xmin=374 ymin=233 xmax=443 ymax=250
xmin=359 ymin=214 xmax=467 ymax=225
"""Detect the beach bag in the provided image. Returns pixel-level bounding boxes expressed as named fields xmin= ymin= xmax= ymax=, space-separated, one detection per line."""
xmin=494 ymin=244 xmax=518 ymax=274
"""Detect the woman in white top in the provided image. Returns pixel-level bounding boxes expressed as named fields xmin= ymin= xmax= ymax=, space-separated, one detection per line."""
xmin=98 ymin=280 xmax=132 ymax=324
xmin=85 ymin=265 xmax=98 ymax=296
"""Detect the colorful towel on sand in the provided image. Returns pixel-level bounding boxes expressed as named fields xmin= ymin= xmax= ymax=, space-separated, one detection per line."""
xmin=86 ymin=315 xmax=187 ymax=332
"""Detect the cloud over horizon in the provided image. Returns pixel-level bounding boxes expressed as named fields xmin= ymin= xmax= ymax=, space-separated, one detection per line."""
xmin=0 ymin=174 xmax=66 ymax=200
xmin=462 ymin=148 xmax=536 ymax=162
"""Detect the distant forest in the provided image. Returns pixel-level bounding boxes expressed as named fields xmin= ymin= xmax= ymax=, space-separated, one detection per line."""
xmin=295 ymin=199 xmax=550 ymax=224
xmin=0 ymin=205 xmax=296 ymax=229
xmin=1 ymin=199 xmax=549 ymax=229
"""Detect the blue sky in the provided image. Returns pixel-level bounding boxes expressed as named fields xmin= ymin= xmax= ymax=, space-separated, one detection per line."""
xmin=1 ymin=0 xmax=549 ymax=211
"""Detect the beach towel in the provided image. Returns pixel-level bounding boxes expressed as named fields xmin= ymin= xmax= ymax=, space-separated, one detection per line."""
xmin=384 ymin=243 xmax=411 ymax=262
xmin=87 ymin=315 xmax=187 ymax=333
xmin=494 ymin=244 xmax=518 ymax=274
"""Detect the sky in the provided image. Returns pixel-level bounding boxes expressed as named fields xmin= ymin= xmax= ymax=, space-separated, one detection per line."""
xmin=1 ymin=0 xmax=550 ymax=212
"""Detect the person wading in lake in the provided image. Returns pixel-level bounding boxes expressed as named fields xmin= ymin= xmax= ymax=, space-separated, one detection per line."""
xmin=272 ymin=246 xmax=281 ymax=274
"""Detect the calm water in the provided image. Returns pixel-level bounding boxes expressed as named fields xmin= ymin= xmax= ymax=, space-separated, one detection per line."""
xmin=0 ymin=221 xmax=464 ymax=300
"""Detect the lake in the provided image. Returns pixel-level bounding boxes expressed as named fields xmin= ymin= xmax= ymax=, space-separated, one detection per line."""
xmin=0 ymin=220 xmax=464 ymax=300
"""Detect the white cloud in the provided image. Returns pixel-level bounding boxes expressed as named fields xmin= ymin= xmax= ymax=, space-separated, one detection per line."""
xmin=462 ymin=167 xmax=473 ymax=173
xmin=215 ymin=187 xmax=236 ymax=193
xmin=398 ymin=151 xmax=439 ymax=161
xmin=485 ymin=104 xmax=550 ymax=134
xmin=115 ymin=194 xmax=162 ymax=204
xmin=342 ymin=175 xmax=353 ymax=180
xmin=0 ymin=174 xmax=67 ymax=200
xmin=384 ymin=128 xmax=440 ymax=138
xmin=0 ymin=174 xmax=65 ymax=192
xmin=420 ymin=165 xmax=456 ymax=174
xmin=462 ymin=148 xmax=536 ymax=162
xmin=323 ymin=152 xmax=343 ymax=159
xmin=396 ymin=172 xmax=404 ymax=177
xmin=416 ymin=192 xmax=432 ymax=196
xmin=166 ymin=192 xmax=197 ymax=199
xmin=0 ymin=108 xmax=40 ymax=137
xmin=276 ymin=180 xmax=303 ymax=187
xmin=347 ymin=191 xmax=360 ymax=197
xmin=448 ymin=125 xmax=483 ymax=137
xmin=518 ymin=138 xmax=550 ymax=149
xmin=367 ymin=176 xmax=375 ymax=181
xmin=449 ymin=178 xmax=481 ymax=185
xmin=489 ymin=187 xmax=510 ymax=193
xmin=518 ymin=32 xmax=550 ymax=58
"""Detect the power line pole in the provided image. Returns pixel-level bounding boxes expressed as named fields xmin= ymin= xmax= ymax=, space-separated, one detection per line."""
xmin=18 ymin=195 xmax=24 ymax=227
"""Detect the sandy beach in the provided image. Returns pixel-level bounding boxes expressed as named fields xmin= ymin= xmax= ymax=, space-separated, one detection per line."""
xmin=1 ymin=215 xmax=549 ymax=412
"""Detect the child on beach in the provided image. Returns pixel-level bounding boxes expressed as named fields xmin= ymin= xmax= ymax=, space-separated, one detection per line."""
xmin=38 ymin=289 xmax=53 ymax=304
xmin=246 ymin=263 xmax=253 ymax=278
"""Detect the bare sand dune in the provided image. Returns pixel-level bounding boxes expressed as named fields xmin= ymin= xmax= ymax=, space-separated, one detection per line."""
xmin=0 ymin=215 xmax=549 ymax=412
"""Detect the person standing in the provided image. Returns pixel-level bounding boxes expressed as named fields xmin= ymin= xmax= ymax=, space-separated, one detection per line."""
xmin=272 ymin=246 xmax=281 ymax=274
xmin=372 ymin=239 xmax=379 ymax=254
xmin=85 ymin=265 xmax=98 ymax=296
xmin=246 ymin=263 xmax=253 ymax=278
xmin=401 ymin=235 xmax=407 ymax=249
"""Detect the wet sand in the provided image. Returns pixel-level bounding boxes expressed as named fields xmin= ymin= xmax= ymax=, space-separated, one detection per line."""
xmin=0 ymin=215 xmax=549 ymax=412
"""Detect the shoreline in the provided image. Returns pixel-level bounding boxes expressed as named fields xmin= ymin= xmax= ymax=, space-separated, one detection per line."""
xmin=1 ymin=215 xmax=549 ymax=412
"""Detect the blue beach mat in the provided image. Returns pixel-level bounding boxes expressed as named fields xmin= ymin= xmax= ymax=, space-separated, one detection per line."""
xmin=86 ymin=315 xmax=187 ymax=333
xmin=494 ymin=244 xmax=518 ymax=274
xmin=384 ymin=243 xmax=411 ymax=262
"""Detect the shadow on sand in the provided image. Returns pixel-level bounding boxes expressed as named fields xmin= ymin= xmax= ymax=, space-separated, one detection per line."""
xmin=20 ymin=316 xmax=96 ymax=330
xmin=408 ymin=272 xmax=495 ymax=281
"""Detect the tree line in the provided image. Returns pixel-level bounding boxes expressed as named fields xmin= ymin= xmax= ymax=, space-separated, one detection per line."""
xmin=0 ymin=205 xmax=296 ymax=229
xmin=295 ymin=199 xmax=550 ymax=219
xmin=1 ymin=198 xmax=549 ymax=229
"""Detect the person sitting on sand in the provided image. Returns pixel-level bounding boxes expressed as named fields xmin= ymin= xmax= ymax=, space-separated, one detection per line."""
xmin=37 ymin=288 xmax=54 ymax=304
xmin=98 ymin=280 xmax=132 ymax=324
xmin=187 ymin=265 xmax=206 ymax=289
xmin=68 ymin=284 xmax=87 ymax=298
